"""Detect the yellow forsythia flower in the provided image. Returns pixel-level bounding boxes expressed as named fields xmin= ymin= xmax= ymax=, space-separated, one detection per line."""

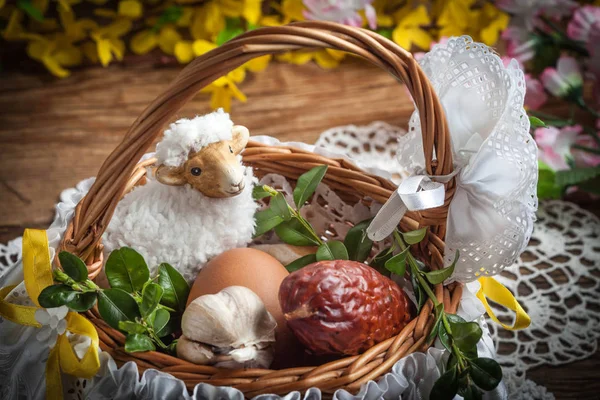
xmin=90 ymin=19 xmax=132 ymax=66
xmin=130 ymin=25 xmax=181 ymax=55
xmin=118 ymin=0 xmax=143 ymax=19
xmin=189 ymin=0 xmax=261 ymax=41
xmin=478 ymin=3 xmax=509 ymax=46
xmin=60 ymin=9 xmax=98 ymax=42
xmin=190 ymin=1 xmax=224 ymax=40
xmin=277 ymin=48 xmax=345 ymax=69
xmin=242 ymin=0 xmax=262 ymax=24
xmin=244 ymin=54 xmax=272 ymax=72
xmin=436 ymin=0 xmax=475 ymax=38
xmin=260 ymin=0 xmax=304 ymax=26
xmin=27 ymin=34 xmax=82 ymax=77
xmin=436 ymin=0 xmax=508 ymax=46
xmin=392 ymin=5 xmax=433 ymax=50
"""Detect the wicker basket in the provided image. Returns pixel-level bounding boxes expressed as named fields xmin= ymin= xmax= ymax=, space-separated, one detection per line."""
xmin=58 ymin=21 xmax=463 ymax=398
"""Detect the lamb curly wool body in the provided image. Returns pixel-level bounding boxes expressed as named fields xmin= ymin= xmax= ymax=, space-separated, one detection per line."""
xmin=102 ymin=172 xmax=257 ymax=282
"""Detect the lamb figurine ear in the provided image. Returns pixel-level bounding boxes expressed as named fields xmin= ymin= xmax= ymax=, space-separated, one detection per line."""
xmin=156 ymin=165 xmax=187 ymax=186
xmin=231 ymin=125 xmax=249 ymax=154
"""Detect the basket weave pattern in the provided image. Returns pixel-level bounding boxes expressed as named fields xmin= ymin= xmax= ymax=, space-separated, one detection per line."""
xmin=61 ymin=22 xmax=460 ymax=397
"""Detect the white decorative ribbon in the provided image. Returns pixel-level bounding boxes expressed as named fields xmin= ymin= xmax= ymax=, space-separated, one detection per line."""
xmin=394 ymin=36 xmax=538 ymax=283
xmin=366 ymin=175 xmax=446 ymax=241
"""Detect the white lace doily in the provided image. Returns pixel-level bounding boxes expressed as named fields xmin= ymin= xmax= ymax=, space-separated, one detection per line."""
xmin=1 ymin=122 xmax=599 ymax=400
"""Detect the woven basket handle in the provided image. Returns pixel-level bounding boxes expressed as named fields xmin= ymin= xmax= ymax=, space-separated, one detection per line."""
xmin=60 ymin=21 xmax=453 ymax=264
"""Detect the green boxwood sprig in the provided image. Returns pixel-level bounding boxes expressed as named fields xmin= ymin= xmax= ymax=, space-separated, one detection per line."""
xmin=38 ymin=248 xmax=189 ymax=354
xmin=388 ymin=230 xmax=502 ymax=400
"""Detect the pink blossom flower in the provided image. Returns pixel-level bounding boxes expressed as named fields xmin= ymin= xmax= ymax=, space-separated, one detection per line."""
xmin=502 ymin=27 xmax=538 ymax=63
xmin=567 ymin=6 xmax=600 ymax=43
xmin=303 ymin=0 xmax=377 ymax=29
xmin=540 ymin=56 xmax=583 ymax=98
xmin=535 ymin=125 xmax=581 ymax=170
xmin=525 ymin=74 xmax=548 ymax=110
xmin=573 ymin=135 xmax=600 ymax=167
xmin=497 ymin=0 xmax=577 ymax=31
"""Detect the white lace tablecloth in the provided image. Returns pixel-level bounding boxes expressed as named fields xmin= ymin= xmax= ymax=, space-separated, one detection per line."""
xmin=1 ymin=122 xmax=599 ymax=400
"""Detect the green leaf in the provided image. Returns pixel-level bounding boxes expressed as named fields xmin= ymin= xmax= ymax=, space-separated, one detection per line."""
xmin=252 ymin=184 xmax=276 ymax=200
xmin=167 ymin=340 xmax=179 ymax=354
xmin=38 ymin=284 xmax=76 ymax=308
xmin=216 ymin=17 xmax=245 ymax=46
xmin=427 ymin=303 xmax=444 ymax=344
xmin=462 ymin=385 xmax=483 ymax=400
xmin=410 ymin=262 xmax=427 ymax=312
xmin=316 ymin=240 xmax=349 ymax=261
xmin=124 ymin=333 xmax=156 ymax=353
xmin=384 ymin=247 xmax=409 ymax=276
xmin=98 ymin=288 xmax=141 ymax=330
xmin=429 ymin=366 xmax=459 ymax=400
xmin=469 ymin=358 xmax=502 ymax=391
xmin=153 ymin=5 xmax=183 ymax=32
xmin=376 ymin=28 xmax=393 ymax=39
xmin=66 ymin=292 xmax=98 ymax=312
xmin=370 ymin=247 xmax=393 ymax=276
xmin=285 ymin=254 xmax=317 ymax=272
xmin=152 ymin=308 xmax=171 ymax=335
xmin=118 ymin=321 xmax=147 ymax=334
xmin=344 ymin=219 xmax=374 ymax=262
xmin=293 ymin=165 xmax=328 ymax=209
xmin=140 ymin=283 xmax=163 ymax=318
xmin=17 ymin=0 xmax=44 ymax=22
xmin=157 ymin=263 xmax=190 ymax=312
xmin=438 ymin=323 xmax=452 ymax=352
xmin=555 ymin=166 xmax=600 ymax=186
xmin=528 ymin=116 xmax=547 ymax=128
xmin=537 ymin=161 xmax=563 ymax=199
xmin=449 ymin=318 xmax=482 ymax=352
xmin=424 ymin=250 xmax=459 ymax=285
xmin=275 ymin=219 xmax=319 ymax=246
xmin=253 ymin=208 xmax=285 ymax=237
xmin=270 ymin=193 xmax=292 ymax=221
xmin=447 ymin=353 xmax=458 ymax=371
xmin=446 ymin=313 xmax=467 ymax=324
xmin=157 ymin=314 xmax=179 ymax=337
xmin=402 ymin=227 xmax=427 ymax=245
xmin=58 ymin=251 xmax=88 ymax=282
xmin=105 ymin=247 xmax=150 ymax=293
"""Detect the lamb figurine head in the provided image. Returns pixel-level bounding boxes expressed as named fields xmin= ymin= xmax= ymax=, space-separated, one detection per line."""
xmin=154 ymin=109 xmax=250 ymax=198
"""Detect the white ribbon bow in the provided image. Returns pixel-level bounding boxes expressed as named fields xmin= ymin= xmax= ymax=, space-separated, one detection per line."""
xmin=367 ymin=175 xmax=448 ymax=242
xmin=369 ymin=36 xmax=538 ymax=283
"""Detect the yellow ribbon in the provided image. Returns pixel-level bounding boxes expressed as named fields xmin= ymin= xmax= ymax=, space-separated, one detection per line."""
xmin=0 ymin=229 xmax=100 ymax=400
xmin=476 ymin=276 xmax=531 ymax=331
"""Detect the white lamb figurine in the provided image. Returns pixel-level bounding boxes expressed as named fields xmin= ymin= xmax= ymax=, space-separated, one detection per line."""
xmin=102 ymin=109 xmax=258 ymax=282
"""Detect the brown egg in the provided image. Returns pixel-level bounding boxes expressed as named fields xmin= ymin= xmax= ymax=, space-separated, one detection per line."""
xmin=187 ymin=247 xmax=304 ymax=367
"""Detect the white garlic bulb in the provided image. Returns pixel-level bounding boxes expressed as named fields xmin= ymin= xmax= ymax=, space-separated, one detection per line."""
xmin=177 ymin=286 xmax=277 ymax=368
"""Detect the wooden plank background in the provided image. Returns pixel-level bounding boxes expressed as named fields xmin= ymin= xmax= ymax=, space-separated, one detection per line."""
xmin=0 ymin=58 xmax=598 ymax=399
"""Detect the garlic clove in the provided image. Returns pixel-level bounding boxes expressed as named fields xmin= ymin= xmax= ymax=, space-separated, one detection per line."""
xmin=229 ymin=346 xmax=257 ymax=363
xmin=214 ymin=346 xmax=274 ymax=369
xmin=180 ymin=286 xmax=277 ymax=363
xmin=176 ymin=336 xmax=215 ymax=364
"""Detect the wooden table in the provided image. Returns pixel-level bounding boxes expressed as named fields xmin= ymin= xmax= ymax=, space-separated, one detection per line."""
xmin=0 ymin=58 xmax=598 ymax=399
